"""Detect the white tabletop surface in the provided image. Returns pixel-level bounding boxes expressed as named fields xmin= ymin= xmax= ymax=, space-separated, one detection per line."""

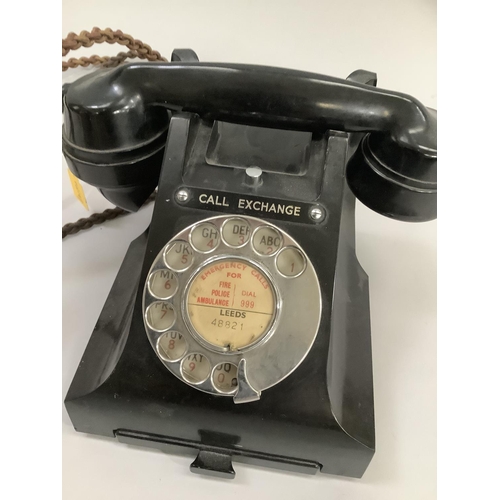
xmin=62 ymin=1 xmax=436 ymax=498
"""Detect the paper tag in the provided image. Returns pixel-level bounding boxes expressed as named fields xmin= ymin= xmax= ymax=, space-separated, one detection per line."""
xmin=67 ymin=169 xmax=89 ymax=210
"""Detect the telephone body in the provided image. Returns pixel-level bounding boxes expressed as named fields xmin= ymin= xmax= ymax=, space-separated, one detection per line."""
xmin=62 ymin=50 xmax=436 ymax=479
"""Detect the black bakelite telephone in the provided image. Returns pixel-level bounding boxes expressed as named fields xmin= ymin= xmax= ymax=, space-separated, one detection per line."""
xmin=62 ymin=49 xmax=436 ymax=479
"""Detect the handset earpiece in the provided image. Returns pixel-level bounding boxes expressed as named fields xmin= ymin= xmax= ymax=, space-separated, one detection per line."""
xmin=61 ymin=49 xmax=198 ymax=212
xmin=62 ymin=76 xmax=170 ymax=212
xmin=346 ymin=125 xmax=437 ymax=222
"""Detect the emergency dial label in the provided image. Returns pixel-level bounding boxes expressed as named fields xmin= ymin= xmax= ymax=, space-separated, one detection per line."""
xmin=186 ymin=259 xmax=276 ymax=351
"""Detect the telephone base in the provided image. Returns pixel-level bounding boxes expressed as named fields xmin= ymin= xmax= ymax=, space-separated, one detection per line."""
xmin=65 ymin=116 xmax=375 ymax=479
xmin=65 ymin=209 xmax=375 ymax=478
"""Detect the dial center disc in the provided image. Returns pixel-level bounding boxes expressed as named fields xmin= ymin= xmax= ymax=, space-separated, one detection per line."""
xmin=186 ymin=258 xmax=276 ymax=351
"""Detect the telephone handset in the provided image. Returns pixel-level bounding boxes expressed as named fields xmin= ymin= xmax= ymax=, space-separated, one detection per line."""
xmin=62 ymin=60 xmax=436 ymax=219
xmin=63 ymin=52 xmax=436 ymax=478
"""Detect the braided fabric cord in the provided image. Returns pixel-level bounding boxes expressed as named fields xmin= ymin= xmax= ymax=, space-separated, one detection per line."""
xmin=62 ymin=193 xmax=157 ymax=239
xmin=62 ymin=27 xmax=167 ymax=71
xmin=62 ymin=28 xmax=166 ymax=238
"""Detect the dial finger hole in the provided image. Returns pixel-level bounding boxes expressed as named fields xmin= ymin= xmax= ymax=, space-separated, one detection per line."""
xmin=190 ymin=223 xmax=220 ymax=253
xmin=252 ymin=226 xmax=282 ymax=256
xmin=163 ymin=240 xmax=194 ymax=272
xmin=181 ymin=353 xmax=211 ymax=384
xmin=212 ymin=362 xmax=238 ymax=394
xmin=145 ymin=302 xmax=176 ymax=332
xmin=157 ymin=331 xmax=187 ymax=362
xmin=221 ymin=218 xmax=251 ymax=247
xmin=276 ymin=247 xmax=306 ymax=278
xmin=148 ymin=269 xmax=178 ymax=299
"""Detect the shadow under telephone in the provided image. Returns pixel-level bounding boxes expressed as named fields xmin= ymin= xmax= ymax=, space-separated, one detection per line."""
xmin=62 ymin=49 xmax=437 ymax=479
